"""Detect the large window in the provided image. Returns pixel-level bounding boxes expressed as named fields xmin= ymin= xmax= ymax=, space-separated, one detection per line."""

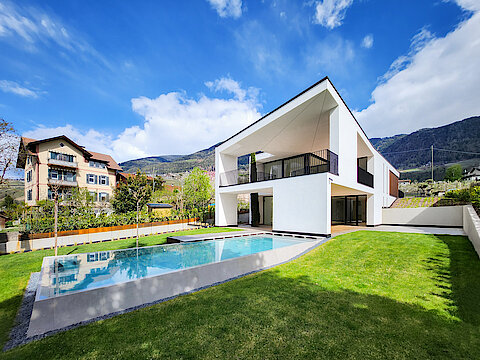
xmin=50 ymin=151 xmax=75 ymax=163
xmin=48 ymin=169 xmax=76 ymax=182
xmin=99 ymin=192 xmax=109 ymax=202
xmin=283 ymin=156 xmax=305 ymax=177
xmin=48 ymin=188 xmax=72 ymax=200
xmin=264 ymin=160 xmax=282 ymax=180
xmin=89 ymin=160 xmax=106 ymax=169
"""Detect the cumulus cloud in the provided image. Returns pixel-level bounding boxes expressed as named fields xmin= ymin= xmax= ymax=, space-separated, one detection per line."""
xmin=24 ymin=125 xmax=114 ymax=155
xmin=206 ymin=0 xmax=242 ymax=18
xmin=361 ymin=34 xmax=373 ymax=49
xmin=314 ymin=0 xmax=353 ymax=29
xmin=0 ymin=80 xmax=40 ymax=98
xmin=356 ymin=8 xmax=480 ymax=137
xmin=23 ymin=78 xmax=262 ymax=162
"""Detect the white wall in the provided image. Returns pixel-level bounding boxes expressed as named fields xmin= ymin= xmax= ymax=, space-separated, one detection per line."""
xmin=463 ymin=205 xmax=480 ymax=257
xmin=273 ymin=173 xmax=330 ymax=235
xmin=382 ymin=206 xmax=464 ymax=227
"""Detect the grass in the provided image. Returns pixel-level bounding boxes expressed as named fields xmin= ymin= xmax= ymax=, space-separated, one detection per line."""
xmin=2 ymin=230 xmax=480 ymax=359
xmin=0 ymin=226 xmax=239 ymax=349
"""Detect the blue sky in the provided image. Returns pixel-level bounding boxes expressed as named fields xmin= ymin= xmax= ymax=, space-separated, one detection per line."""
xmin=0 ymin=0 xmax=479 ymax=162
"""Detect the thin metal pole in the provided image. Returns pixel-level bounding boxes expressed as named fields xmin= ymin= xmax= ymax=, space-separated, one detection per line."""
xmin=431 ymin=145 xmax=434 ymax=181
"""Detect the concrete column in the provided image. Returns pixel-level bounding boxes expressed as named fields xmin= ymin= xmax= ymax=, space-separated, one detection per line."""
xmin=215 ymin=193 xmax=238 ymax=226
xmin=215 ymin=149 xmax=238 ymax=226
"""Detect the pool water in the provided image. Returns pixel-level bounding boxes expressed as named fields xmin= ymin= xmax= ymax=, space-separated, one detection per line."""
xmin=38 ymin=235 xmax=309 ymax=299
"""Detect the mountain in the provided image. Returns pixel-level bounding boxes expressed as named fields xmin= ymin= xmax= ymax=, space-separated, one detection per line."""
xmin=120 ymin=117 xmax=480 ymax=177
xmin=372 ymin=116 xmax=480 ymax=170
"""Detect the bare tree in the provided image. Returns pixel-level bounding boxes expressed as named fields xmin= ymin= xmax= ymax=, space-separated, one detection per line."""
xmin=48 ymin=181 xmax=63 ymax=256
xmin=0 ymin=119 xmax=19 ymax=188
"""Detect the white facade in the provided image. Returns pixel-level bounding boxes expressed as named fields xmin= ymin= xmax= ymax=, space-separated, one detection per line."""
xmin=215 ymin=78 xmax=398 ymax=236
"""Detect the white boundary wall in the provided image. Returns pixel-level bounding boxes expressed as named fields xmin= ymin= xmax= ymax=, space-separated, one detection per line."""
xmin=0 ymin=222 xmax=195 ymax=254
xmin=382 ymin=206 xmax=464 ymax=227
xmin=463 ymin=205 xmax=480 ymax=257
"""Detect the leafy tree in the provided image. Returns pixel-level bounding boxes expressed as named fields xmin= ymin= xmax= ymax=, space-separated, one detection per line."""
xmin=444 ymin=164 xmax=463 ymax=181
xmin=1 ymin=194 xmax=16 ymax=209
xmin=183 ymin=167 xmax=213 ymax=223
xmin=250 ymin=153 xmax=260 ymax=227
xmin=112 ymin=171 xmax=152 ymax=246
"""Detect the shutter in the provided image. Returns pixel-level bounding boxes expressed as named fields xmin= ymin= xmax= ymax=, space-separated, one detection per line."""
xmin=106 ymin=176 xmax=109 ymax=185
xmin=95 ymin=175 xmax=98 ymax=184
xmin=106 ymin=193 xmax=109 ymax=201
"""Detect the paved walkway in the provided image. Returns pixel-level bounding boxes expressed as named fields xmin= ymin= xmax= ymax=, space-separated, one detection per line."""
xmin=332 ymin=225 xmax=465 ymax=237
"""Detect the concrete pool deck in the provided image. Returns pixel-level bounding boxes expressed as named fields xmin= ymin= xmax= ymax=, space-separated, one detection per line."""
xmin=166 ymin=229 xmax=264 ymax=243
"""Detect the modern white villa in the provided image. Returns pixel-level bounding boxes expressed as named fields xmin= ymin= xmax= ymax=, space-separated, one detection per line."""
xmin=215 ymin=77 xmax=399 ymax=236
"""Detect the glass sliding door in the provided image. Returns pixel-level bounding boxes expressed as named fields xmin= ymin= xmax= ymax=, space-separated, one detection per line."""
xmin=331 ymin=195 xmax=367 ymax=226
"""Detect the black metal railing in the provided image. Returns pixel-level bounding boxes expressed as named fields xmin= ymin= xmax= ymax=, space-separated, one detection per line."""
xmin=357 ymin=166 xmax=374 ymax=188
xmin=219 ymin=149 xmax=338 ymax=187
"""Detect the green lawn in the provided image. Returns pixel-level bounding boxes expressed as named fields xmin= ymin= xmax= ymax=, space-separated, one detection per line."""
xmin=0 ymin=227 xmax=239 ymax=349
xmin=2 ymin=231 xmax=480 ymax=359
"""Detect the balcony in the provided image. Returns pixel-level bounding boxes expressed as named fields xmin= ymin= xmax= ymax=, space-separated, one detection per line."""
xmin=48 ymin=178 xmax=78 ymax=187
xmin=357 ymin=167 xmax=374 ymax=188
xmin=219 ymin=149 xmax=338 ymax=187
xmin=48 ymin=158 xmax=78 ymax=168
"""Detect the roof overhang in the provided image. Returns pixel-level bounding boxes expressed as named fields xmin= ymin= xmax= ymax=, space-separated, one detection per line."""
xmin=217 ymin=78 xmax=338 ymax=158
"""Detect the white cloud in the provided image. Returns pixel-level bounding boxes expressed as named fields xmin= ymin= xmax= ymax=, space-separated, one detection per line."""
xmin=205 ymin=77 xmax=259 ymax=101
xmin=206 ymin=0 xmax=242 ymax=18
xmin=23 ymin=78 xmax=262 ymax=162
xmin=0 ymin=1 xmax=110 ymax=69
xmin=356 ymin=9 xmax=480 ymax=137
xmin=24 ymin=125 xmax=114 ymax=156
xmin=361 ymin=34 xmax=373 ymax=49
xmin=0 ymin=80 xmax=39 ymax=98
xmin=235 ymin=21 xmax=288 ymax=76
xmin=314 ymin=0 xmax=353 ymax=29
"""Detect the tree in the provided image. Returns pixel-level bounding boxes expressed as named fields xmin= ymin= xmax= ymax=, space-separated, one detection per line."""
xmin=444 ymin=164 xmax=463 ymax=182
xmin=182 ymin=168 xmax=213 ymax=224
xmin=112 ymin=171 xmax=152 ymax=246
xmin=48 ymin=182 xmax=63 ymax=256
xmin=0 ymin=119 xmax=19 ymax=188
xmin=250 ymin=153 xmax=260 ymax=227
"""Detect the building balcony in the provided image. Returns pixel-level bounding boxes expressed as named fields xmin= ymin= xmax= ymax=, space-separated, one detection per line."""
xmin=357 ymin=167 xmax=374 ymax=188
xmin=48 ymin=158 xmax=78 ymax=168
xmin=219 ymin=149 xmax=338 ymax=187
xmin=48 ymin=178 xmax=78 ymax=187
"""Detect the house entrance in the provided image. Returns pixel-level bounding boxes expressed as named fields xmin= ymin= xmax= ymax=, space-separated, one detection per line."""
xmin=331 ymin=195 xmax=366 ymax=226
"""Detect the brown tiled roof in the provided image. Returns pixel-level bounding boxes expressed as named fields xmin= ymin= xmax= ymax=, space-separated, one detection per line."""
xmin=90 ymin=151 xmax=123 ymax=171
xmin=17 ymin=135 xmax=122 ymax=171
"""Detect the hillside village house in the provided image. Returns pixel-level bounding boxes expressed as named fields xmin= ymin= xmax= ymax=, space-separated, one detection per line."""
xmin=215 ymin=77 xmax=399 ymax=236
xmin=16 ymin=135 xmax=122 ymax=206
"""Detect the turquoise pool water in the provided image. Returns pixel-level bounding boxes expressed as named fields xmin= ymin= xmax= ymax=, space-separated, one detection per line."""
xmin=38 ymin=235 xmax=308 ymax=299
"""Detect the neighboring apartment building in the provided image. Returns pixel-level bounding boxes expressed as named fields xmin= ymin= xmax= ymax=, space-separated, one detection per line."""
xmin=215 ymin=77 xmax=399 ymax=236
xmin=16 ymin=135 xmax=122 ymax=206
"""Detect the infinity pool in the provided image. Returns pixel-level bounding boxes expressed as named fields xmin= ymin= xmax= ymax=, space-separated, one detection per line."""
xmin=37 ymin=235 xmax=308 ymax=300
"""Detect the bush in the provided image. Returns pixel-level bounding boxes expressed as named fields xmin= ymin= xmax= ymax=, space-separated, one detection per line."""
xmin=444 ymin=185 xmax=480 ymax=212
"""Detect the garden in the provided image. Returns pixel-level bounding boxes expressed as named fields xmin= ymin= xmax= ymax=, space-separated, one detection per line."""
xmin=1 ymin=230 xmax=479 ymax=359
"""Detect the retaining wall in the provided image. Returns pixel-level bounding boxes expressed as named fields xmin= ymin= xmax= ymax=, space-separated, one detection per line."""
xmin=382 ymin=206 xmax=464 ymax=227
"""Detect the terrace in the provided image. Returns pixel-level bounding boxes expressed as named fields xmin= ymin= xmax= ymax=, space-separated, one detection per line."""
xmin=219 ymin=149 xmax=338 ymax=187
